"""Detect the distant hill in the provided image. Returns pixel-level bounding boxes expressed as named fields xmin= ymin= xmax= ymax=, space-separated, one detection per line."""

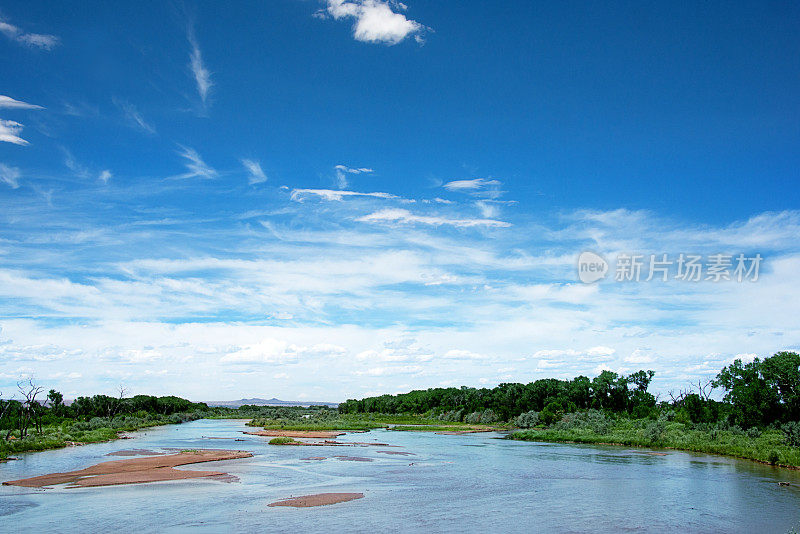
xmin=205 ymin=397 xmax=339 ymax=408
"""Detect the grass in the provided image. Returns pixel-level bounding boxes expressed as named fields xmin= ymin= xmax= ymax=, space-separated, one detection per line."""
xmin=268 ymin=437 xmax=299 ymax=445
xmin=0 ymin=425 xmax=120 ymax=458
xmin=510 ymin=418 xmax=800 ymax=468
xmin=390 ymin=424 xmax=499 ymax=432
xmin=248 ymin=413 xmax=508 ymax=432
xmin=0 ymin=413 xmax=203 ymax=459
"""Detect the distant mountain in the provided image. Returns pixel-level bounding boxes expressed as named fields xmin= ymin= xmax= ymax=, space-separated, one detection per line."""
xmin=205 ymin=397 xmax=339 ymax=408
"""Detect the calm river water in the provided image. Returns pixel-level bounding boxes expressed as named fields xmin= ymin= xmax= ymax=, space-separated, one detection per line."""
xmin=1 ymin=419 xmax=799 ymax=533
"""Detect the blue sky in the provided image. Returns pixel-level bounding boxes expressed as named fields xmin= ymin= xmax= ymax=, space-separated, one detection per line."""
xmin=1 ymin=1 xmax=799 ymax=401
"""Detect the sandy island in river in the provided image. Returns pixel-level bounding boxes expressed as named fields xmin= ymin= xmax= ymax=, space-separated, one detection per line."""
xmin=244 ymin=430 xmax=345 ymax=439
xmin=3 ymin=449 xmax=252 ymax=488
xmin=268 ymin=492 xmax=365 ymax=507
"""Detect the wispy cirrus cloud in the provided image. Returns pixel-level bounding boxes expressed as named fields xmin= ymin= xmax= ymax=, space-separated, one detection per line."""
xmin=335 ymin=164 xmax=373 ymax=174
xmin=0 ymin=163 xmax=21 ymax=188
xmin=0 ymin=95 xmax=44 ymax=110
xmin=291 ymin=188 xmax=398 ymax=201
xmin=334 ymin=164 xmax=373 ymax=188
xmin=357 ymin=208 xmax=511 ymax=228
xmin=173 ymin=146 xmax=217 ymax=179
xmin=114 ymin=98 xmax=156 ymax=134
xmin=0 ymin=17 xmax=58 ymax=50
xmin=0 ymin=119 xmax=29 ymax=145
xmin=443 ymin=178 xmax=504 ymax=199
xmin=242 ymin=159 xmax=268 ymax=184
xmin=187 ymin=25 xmax=212 ymax=110
xmin=0 ymin=95 xmax=44 ymax=145
xmin=62 ymin=148 xmax=90 ymax=178
xmin=316 ymin=0 xmax=428 ymax=45
xmin=1 ymin=197 xmax=800 ymax=398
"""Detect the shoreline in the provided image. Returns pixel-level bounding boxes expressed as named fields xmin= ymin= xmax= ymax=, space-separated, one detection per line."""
xmin=509 ymin=433 xmax=800 ymax=471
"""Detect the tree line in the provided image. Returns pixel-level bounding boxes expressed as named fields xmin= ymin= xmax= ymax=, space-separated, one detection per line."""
xmin=339 ymin=351 xmax=800 ymax=429
xmin=0 ymin=383 xmax=210 ymax=440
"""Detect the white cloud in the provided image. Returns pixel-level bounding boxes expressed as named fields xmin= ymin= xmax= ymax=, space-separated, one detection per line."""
xmin=221 ymin=338 xmax=346 ymax=364
xmin=357 ymin=208 xmax=511 ymax=228
xmin=115 ymin=98 xmax=155 ymax=134
xmin=187 ymin=26 xmax=212 ymax=108
xmin=62 ymin=148 xmax=90 ymax=178
xmin=291 ymin=188 xmax=397 ymax=201
xmin=443 ymin=178 xmax=504 ymax=199
xmin=334 ymin=164 xmax=373 ymax=188
xmin=443 ymin=349 xmax=488 ymax=360
xmin=624 ymin=349 xmax=655 ymax=364
xmin=0 ymin=95 xmax=43 ymax=110
xmin=2 ymin=203 xmax=800 ymax=399
xmin=118 ymin=349 xmax=162 ymax=363
xmin=242 ymin=159 xmax=268 ymax=184
xmin=173 ymin=146 xmax=217 ymax=179
xmin=356 ymin=365 xmax=423 ymax=376
xmin=0 ymin=120 xmax=29 ymax=145
xmin=0 ymin=18 xmax=58 ymax=50
xmin=443 ymin=178 xmax=500 ymax=191
xmin=99 ymin=170 xmax=113 ymax=184
xmin=335 ymin=164 xmax=373 ymax=174
xmin=0 ymin=163 xmax=21 ymax=188
xmin=318 ymin=0 xmax=427 ymax=45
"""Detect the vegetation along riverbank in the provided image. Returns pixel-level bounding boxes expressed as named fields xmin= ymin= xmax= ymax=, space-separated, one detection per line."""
xmin=5 ymin=351 xmax=800 ymax=469
xmin=336 ymin=351 xmax=800 ymax=468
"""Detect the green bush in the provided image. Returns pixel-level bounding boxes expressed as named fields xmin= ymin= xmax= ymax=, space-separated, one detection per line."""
xmin=782 ymin=422 xmax=800 ymax=447
xmin=645 ymin=419 xmax=666 ymax=444
xmin=514 ymin=410 xmax=539 ymax=428
xmin=555 ymin=410 xmax=610 ymax=434
xmin=268 ymin=437 xmax=298 ymax=445
xmin=539 ymin=401 xmax=564 ymax=426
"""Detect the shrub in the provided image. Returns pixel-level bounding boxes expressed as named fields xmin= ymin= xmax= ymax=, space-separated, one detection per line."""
xmin=539 ymin=401 xmax=565 ymax=427
xmin=437 ymin=409 xmax=464 ymax=422
xmin=555 ymin=410 xmax=611 ymax=434
xmin=514 ymin=410 xmax=539 ymax=428
xmin=782 ymin=421 xmax=800 ymax=447
xmin=645 ymin=419 xmax=666 ymax=444
xmin=464 ymin=411 xmax=482 ymax=424
xmin=269 ymin=437 xmax=298 ymax=445
xmin=480 ymin=409 xmax=498 ymax=424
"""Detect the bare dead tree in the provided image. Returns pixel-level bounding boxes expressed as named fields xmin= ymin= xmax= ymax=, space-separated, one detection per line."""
xmin=18 ymin=378 xmax=44 ymax=437
xmin=109 ymin=384 xmax=128 ymax=419
xmin=695 ymin=378 xmax=715 ymax=401
xmin=668 ymin=388 xmax=689 ymax=404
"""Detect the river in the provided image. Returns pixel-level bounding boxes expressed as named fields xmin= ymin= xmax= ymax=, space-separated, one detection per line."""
xmin=1 ymin=419 xmax=799 ymax=533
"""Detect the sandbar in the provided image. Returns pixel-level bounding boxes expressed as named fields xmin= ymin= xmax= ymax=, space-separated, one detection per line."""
xmin=244 ymin=430 xmax=345 ymax=439
xmin=3 ymin=449 xmax=252 ymax=488
xmin=268 ymin=492 xmax=364 ymax=507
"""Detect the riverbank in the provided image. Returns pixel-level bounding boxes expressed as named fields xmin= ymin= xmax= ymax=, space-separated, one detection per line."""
xmin=0 ymin=414 xmax=202 ymax=459
xmin=247 ymin=413 xmax=507 ymax=433
xmin=510 ymin=422 xmax=800 ymax=469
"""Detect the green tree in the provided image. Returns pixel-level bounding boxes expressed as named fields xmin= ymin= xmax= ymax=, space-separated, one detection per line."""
xmin=761 ymin=351 xmax=800 ymax=421
xmin=714 ymin=357 xmax=780 ymax=428
xmin=47 ymin=389 xmax=64 ymax=416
